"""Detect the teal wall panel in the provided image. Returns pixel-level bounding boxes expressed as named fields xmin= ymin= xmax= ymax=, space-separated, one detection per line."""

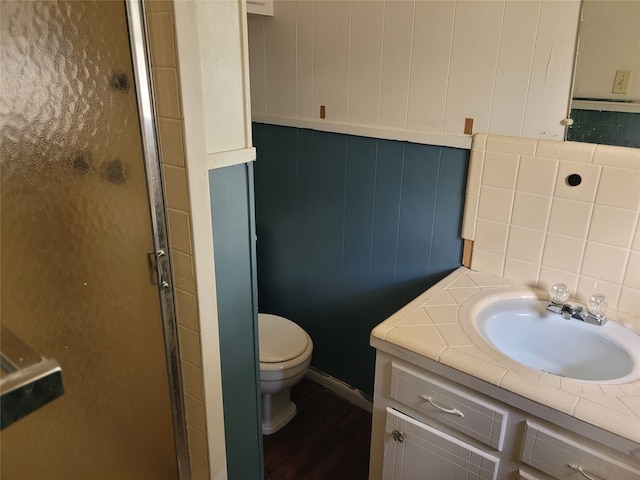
xmin=567 ymin=108 xmax=640 ymax=148
xmin=253 ymin=124 xmax=469 ymax=396
xmin=209 ymin=163 xmax=263 ymax=480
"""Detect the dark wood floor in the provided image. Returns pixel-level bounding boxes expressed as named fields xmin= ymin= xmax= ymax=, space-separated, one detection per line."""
xmin=263 ymin=377 xmax=372 ymax=480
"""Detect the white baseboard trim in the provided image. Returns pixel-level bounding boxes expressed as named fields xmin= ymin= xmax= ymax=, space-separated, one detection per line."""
xmin=305 ymin=369 xmax=373 ymax=414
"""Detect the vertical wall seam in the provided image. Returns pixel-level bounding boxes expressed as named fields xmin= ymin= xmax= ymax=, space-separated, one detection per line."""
xmin=295 ymin=128 xmax=301 ymax=314
xmin=262 ymin=17 xmax=268 ymax=114
xmin=263 ymin=128 xmax=271 ymax=307
xmin=340 ymin=137 xmax=349 ymax=296
xmin=295 ymin=2 xmax=299 ymax=118
xmin=441 ymin=0 xmax=457 ymax=134
xmin=309 ymin=130 xmax=315 ymax=294
xmin=310 ymin=1 xmax=314 ymax=120
xmin=521 ymin=1 xmax=543 ymax=137
xmin=368 ymin=140 xmax=379 ymax=288
xmin=393 ymin=144 xmax=406 ymax=283
xmin=403 ymin=0 xmax=417 ymax=131
xmin=427 ymin=149 xmax=442 ymax=275
xmin=376 ymin=0 xmax=387 ymax=126
xmin=487 ymin=0 xmax=507 ymax=134
xmin=346 ymin=1 xmax=353 ymax=124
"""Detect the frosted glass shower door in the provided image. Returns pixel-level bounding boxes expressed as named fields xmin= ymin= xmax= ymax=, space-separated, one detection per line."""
xmin=0 ymin=1 xmax=179 ymax=478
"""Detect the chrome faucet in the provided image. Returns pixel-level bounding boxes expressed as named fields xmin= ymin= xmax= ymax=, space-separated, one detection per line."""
xmin=560 ymin=303 xmax=584 ymax=320
xmin=546 ymin=284 xmax=608 ymax=326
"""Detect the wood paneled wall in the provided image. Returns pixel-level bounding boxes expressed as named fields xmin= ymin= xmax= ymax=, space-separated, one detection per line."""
xmin=248 ymin=0 xmax=581 ymax=147
xmin=252 ymin=123 xmax=468 ymax=395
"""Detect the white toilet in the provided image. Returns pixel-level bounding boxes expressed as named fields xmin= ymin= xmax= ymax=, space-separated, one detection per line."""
xmin=258 ymin=313 xmax=313 ymax=435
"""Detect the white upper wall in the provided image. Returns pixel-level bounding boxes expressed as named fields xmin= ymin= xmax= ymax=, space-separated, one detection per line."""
xmin=248 ymin=0 xmax=581 ymax=149
xmin=573 ymin=0 xmax=640 ymax=102
xmin=187 ymin=0 xmax=256 ymax=170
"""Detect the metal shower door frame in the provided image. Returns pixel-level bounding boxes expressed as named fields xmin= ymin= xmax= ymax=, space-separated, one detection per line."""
xmin=125 ymin=1 xmax=190 ymax=478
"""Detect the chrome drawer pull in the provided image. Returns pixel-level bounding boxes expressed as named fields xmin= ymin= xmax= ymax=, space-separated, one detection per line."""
xmin=569 ymin=463 xmax=599 ymax=480
xmin=419 ymin=395 xmax=464 ymax=418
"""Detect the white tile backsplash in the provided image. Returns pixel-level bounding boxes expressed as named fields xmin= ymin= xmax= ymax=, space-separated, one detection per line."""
xmin=633 ymin=221 xmax=640 ymax=251
xmin=475 ymin=218 xmax=509 ymax=255
xmin=553 ymin=162 xmax=601 ymax=202
xmin=587 ymin=206 xmax=637 ymax=248
xmin=593 ymin=143 xmax=640 ymax=169
xmin=516 ymin=155 xmax=558 ymax=195
xmin=466 ymin=149 xmax=485 ymax=196
xmin=581 ymin=242 xmax=628 ymax=284
xmin=506 ymin=226 xmax=545 ymax=264
xmin=503 ymin=258 xmax=540 ymax=286
xmin=478 ymin=186 xmax=514 ymax=222
xmin=536 ymin=138 xmax=596 ymax=163
xmin=538 ymin=266 xmax=579 ymax=294
xmin=547 ymin=198 xmax=593 ymax=239
xmin=482 ymin=152 xmax=519 ymax=188
xmin=619 ymin=287 xmax=640 ymax=314
xmin=470 ymin=250 xmax=505 ymax=277
xmin=624 ymin=251 xmax=640 ymax=290
xmin=511 ymin=192 xmax=551 ymax=230
xmin=466 ymin=134 xmax=640 ymax=314
xmin=541 ymin=233 xmax=585 ymax=273
xmin=595 ymin=167 xmax=640 ymax=210
xmin=486 ymin=134 xmax=537 ymax=156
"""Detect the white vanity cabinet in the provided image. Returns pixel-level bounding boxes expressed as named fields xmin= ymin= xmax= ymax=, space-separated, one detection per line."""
xmin=369 ymin=350 xmax=640 ymax=480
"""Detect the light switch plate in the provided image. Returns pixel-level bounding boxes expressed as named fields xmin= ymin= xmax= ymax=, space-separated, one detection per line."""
xmin=612 ymin=70 xmax=632 ymax=94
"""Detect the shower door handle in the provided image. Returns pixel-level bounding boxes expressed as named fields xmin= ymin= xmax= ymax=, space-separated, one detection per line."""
xmin=1 ymin=326 xmax=64 ymax=429
xmin=147 ymin=250 xmax=169 ymax=287
xmin=147 ymin=252 xmax=158 ymax=285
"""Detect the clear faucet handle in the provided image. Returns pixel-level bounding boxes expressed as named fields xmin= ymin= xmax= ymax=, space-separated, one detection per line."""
xmin=588 ymin=294 xmax=607 ymax=318
xmin=549 ymin=283 xmax=569 ymax=304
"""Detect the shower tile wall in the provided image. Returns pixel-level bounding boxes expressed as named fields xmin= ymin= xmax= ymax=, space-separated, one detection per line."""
xmin=145 ymin=1 xmax=209 ymax=479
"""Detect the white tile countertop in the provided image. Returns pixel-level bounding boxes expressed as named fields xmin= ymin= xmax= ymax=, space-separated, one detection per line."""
xmin=371 ymin=267 xmax=640 ymax=444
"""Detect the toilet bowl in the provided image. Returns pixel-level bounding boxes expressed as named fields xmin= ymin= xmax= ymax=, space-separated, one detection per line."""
xmin=258 ymin=313 xmax=313 ymax=435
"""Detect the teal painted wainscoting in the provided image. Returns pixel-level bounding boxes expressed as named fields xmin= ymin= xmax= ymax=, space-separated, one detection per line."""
xmin=252 ymin=124 xmax=469 ymax=397
xmin=567 ymin=108 xmax=640 ymax=148
xmin=209 ymin=163 xmax=263 ymax=479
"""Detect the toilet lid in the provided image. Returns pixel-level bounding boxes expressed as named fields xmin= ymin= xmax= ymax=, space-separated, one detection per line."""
xmin=258 ymin=313 xmax=309 ymax=363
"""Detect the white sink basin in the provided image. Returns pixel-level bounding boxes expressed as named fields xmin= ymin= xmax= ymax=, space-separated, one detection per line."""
xmin=460 ymin=292 xmax=640 ymax=384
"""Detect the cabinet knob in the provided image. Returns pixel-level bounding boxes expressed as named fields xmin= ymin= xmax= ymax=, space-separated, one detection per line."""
xmin=391 ymin=429 xmax=405 ymax=443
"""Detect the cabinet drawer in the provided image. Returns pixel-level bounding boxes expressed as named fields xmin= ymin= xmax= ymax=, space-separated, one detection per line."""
xmin=384 ymin=407 xmax=500 ymax=480
xmin=520 ymin=422 xmax=640 ymax=480
xmin=390 ymin=362 xmax=508 ymax=450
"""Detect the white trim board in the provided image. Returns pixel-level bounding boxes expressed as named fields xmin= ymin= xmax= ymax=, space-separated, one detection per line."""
xmin=306 ymin=369 xmax=373 ymax=414
xmin=572 ymin=99 xmax=640 ymax=114
xmin=206 ymin=147 xmax=256 ymax=170
xmin=252 ymin=114 xmax=472 ymax=150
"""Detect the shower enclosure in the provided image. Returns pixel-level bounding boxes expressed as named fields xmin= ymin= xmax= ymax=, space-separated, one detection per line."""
xmin=1 ymin=1 xmax=186 ymax=478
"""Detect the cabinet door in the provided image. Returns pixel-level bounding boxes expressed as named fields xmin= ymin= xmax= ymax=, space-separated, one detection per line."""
xmin=383 ymin=408 xmax=499 ymax=480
